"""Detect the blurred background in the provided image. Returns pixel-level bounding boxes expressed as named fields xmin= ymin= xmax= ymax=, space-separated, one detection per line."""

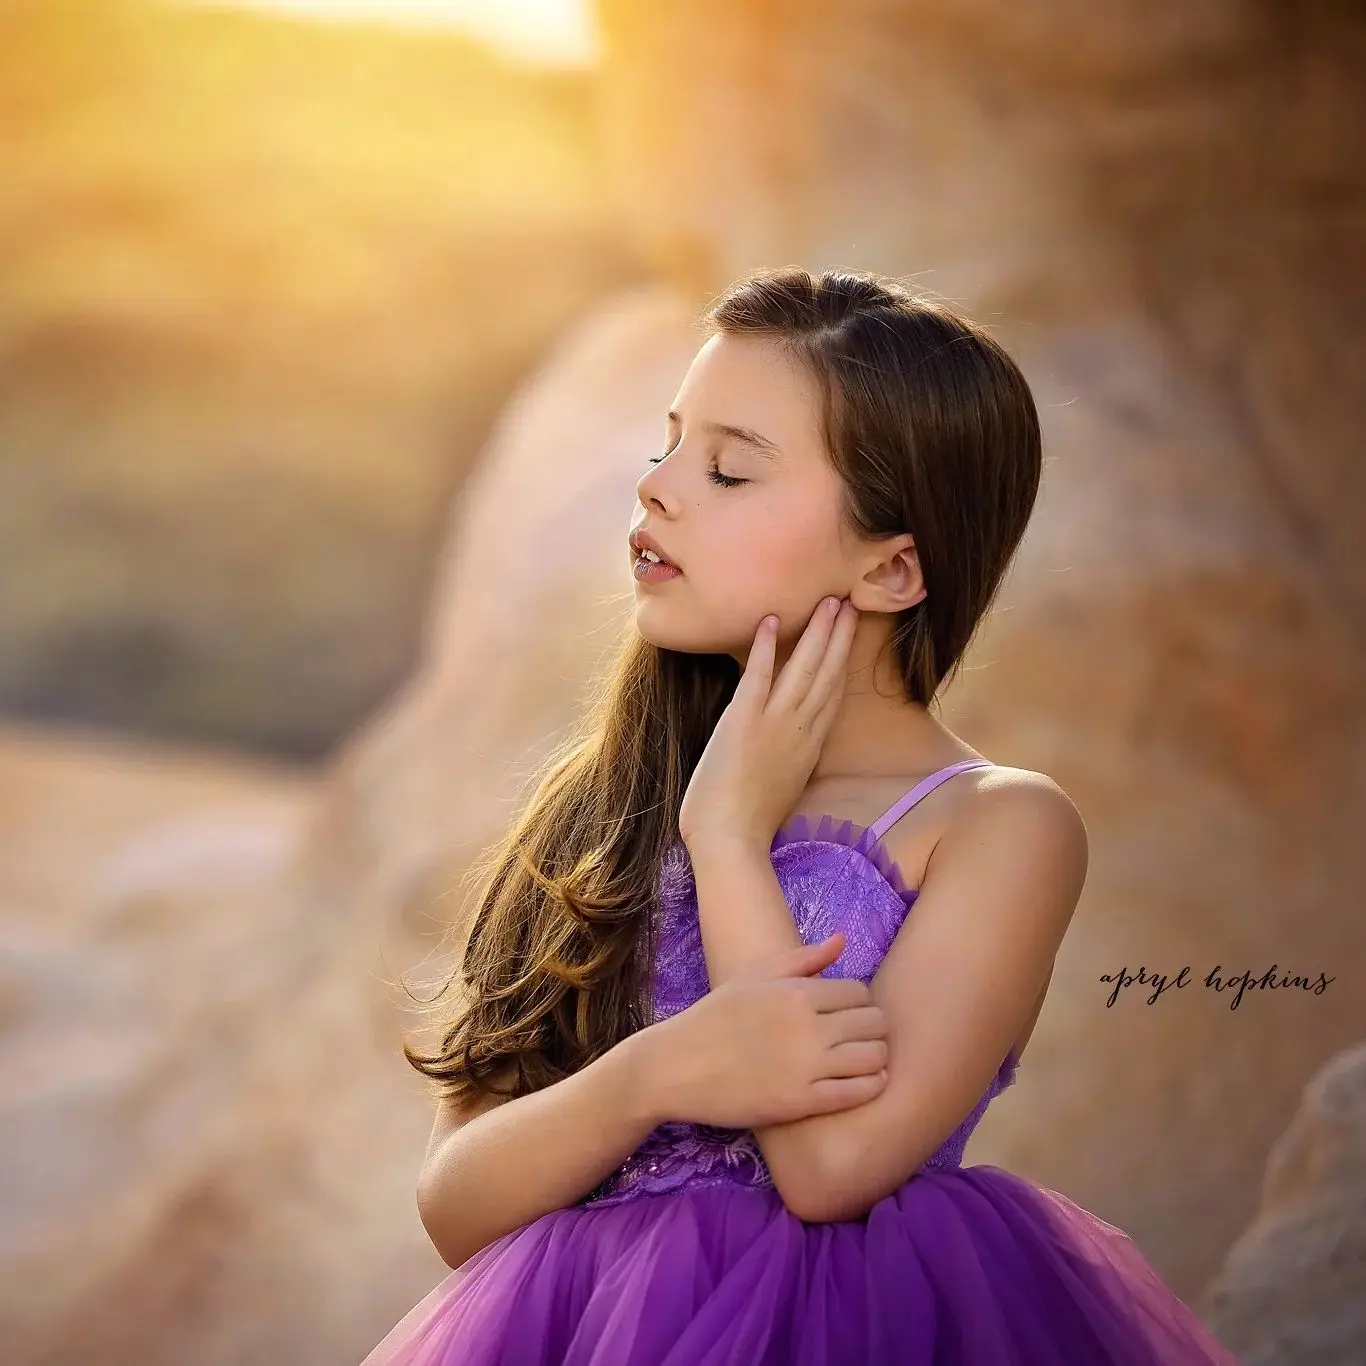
xmin=1 ymin=1 xmax=1363 ymax=1362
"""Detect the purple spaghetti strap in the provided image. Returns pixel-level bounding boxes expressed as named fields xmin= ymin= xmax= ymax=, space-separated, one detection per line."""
xmin=867 ymin=757 xmax=995 ymax=843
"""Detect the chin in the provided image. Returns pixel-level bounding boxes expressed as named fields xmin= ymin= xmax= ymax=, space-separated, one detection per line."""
xmin=632 ymin=598 xmax=743 ymax=658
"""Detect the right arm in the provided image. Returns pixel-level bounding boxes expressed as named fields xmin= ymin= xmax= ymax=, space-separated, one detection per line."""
xmin=417 ymin=933 xmax=888 ymax=1266
xmin=416 ymin=1030 xmax=663 ymax=1269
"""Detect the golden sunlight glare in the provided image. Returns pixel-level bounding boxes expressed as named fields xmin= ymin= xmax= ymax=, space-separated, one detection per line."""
xmin=189 ymin=0 xmax=598 ymax=65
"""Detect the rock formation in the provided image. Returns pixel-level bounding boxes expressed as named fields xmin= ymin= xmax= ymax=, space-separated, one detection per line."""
xmin=3 ymin=0 xmax=1364 ymax=1361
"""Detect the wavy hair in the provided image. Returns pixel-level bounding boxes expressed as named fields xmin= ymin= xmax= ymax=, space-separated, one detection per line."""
xmin=402 ymin=266 xmax=1042 ymax=1109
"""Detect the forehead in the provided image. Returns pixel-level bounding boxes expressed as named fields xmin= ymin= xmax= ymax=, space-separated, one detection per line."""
xmin=670 ymin=333 xmax=824 ymax=461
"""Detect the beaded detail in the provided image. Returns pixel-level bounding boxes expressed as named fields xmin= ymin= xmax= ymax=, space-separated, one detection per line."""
xmin=580 ymin=816 xmax=1019 ymax=1211
xmin=580 ymin=1120 xmax=775 ymax=1206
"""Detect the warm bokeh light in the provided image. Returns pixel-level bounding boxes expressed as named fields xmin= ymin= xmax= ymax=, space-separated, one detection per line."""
xmin=189 ymin=0 xmax=597 ymax=65
xmin=3 ymin=4 xmax=1359 ymax=1362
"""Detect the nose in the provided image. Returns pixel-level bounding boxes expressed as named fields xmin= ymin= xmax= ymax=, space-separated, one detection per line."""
xmin=636 ymin=460 xmax=670 ymax=509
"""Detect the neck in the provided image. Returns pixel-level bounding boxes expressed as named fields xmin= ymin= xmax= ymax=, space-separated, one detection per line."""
xmin=781 ymin=613 xmax=968 ymax=784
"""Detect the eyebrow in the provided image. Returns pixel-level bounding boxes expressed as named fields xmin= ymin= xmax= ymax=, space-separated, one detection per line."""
xmin=667 ymin=411 xmax=782 ymax=461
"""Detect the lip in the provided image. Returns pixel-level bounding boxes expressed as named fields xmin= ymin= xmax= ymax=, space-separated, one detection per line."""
xmin=628 ymin=527 xmax=681 ymax=571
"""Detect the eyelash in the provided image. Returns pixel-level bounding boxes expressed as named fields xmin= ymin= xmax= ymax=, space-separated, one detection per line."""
xmin=646 ymin=454 xmax=747 ymax=488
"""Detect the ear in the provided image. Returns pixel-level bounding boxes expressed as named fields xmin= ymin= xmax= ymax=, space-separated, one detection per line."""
xmin=852 ymin=534 xmax=925 ymax=613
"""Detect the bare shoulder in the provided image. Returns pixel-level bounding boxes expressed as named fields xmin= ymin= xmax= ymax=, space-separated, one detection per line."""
xmin=930 ymin=765 xmax=1089 ymax=929
xmin=972 ymin=763 xmax=1086 ymax=828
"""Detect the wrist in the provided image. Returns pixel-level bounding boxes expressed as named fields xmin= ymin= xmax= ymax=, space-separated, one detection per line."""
xmin=611 ymin=1024 xmax=675 ymax=1130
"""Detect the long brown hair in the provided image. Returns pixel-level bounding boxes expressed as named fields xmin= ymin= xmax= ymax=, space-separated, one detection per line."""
xmin=403 ymin=266 xmax=1042 ymax=1110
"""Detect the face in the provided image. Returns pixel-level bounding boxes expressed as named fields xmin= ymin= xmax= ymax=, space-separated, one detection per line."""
xmin=628 ymin=332 xmax=909 ymax=667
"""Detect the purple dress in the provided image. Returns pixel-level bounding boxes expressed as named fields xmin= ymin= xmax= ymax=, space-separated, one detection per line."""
xmin=361 ymin=759 xmax=1242 ymax=1365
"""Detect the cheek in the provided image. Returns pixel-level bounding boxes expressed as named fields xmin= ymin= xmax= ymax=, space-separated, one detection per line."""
xmin=715 ymin=531 xmax=837 ymax=625
xmin=632 ymin=509 xmax=844 ymax=653
xmin=753 ymin=513 xmax=842 ymax=587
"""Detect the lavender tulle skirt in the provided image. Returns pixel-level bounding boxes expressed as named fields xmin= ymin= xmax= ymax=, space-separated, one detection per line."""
xmin=359 ymin=1164 xmax=1240 ymax=1365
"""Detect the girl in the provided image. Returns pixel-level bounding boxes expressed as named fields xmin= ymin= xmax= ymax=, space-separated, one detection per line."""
xmin=360 ymin=268 xmax=1242 ymax=1364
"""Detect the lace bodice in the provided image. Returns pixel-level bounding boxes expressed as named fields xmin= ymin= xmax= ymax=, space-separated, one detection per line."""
xmin=580 ymin=814 xmax=1019 ymax=1212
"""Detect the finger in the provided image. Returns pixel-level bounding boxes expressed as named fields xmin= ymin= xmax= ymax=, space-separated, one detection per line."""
xmin=805 ymin=1070 xmax=888 ymax=1114
xmin=752 ymin=930 xmax=845 ymax=981
xmin=791 ymin=932 xmax=844 ymax=976
xmin=797 ymin=600 xmax=857 ymax=729
xmin=735 ymin=614 xmax=779 ymax=707
xmin=768 ymin=596 xmax=842 ymax=714
xmin=820 ymin=1004 xmax=888 ymax=1045
xmin=819 ymin=1038 xmax=890 ymax=1078
xmin=803 ymin=976 xmax=874 ymax=1013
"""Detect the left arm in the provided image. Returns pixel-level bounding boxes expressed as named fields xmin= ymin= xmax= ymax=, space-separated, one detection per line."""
xmin=687 ymin=775 xmax=1088 ymax=1222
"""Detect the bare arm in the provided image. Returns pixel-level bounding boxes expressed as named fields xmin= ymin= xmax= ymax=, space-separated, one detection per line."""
xmin=688 ymin=775 xmax=1087 ymax=1222
xmin=416 ymin=1031 xmax=662 ymax=1269
xmin=416 ymin=930 xmax=891 ymax=1264
xmin=685 ymin=832 xmax=848 ymax=1215
xmin=756 ymin=778 xmax=1087 ymax=1222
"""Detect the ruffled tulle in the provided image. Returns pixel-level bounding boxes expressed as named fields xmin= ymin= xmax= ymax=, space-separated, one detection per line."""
xmin=771 ymin=809 xmax=922 ymax=909
xmin=361 ymin=799 xmax=1237 ymax=1363
xmin=360 ymin=1167 xmax=1240 ymax=1365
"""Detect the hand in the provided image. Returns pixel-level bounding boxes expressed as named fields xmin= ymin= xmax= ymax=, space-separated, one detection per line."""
xmin=679 ymin=596 xmax=858 ymax=848
xmin=641 ymin=931 xmax=889 ymax=1130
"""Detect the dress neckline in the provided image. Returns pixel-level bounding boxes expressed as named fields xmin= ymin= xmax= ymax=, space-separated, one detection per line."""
xmin=770 ymin=810 xmax=921 ymax=905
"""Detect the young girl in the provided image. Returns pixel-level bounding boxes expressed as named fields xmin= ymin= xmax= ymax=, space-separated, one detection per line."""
xmin=360 ymin=267 xmax=1242 ymax=1364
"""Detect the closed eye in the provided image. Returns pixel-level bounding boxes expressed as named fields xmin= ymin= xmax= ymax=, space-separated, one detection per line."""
xmin=646 ymin=455 xmax=747 ymax=488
